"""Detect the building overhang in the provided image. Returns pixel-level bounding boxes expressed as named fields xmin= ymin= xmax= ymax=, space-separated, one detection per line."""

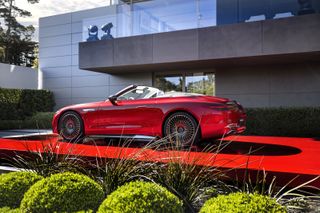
xmin=79 ymin=14 xmax=320 ymax=74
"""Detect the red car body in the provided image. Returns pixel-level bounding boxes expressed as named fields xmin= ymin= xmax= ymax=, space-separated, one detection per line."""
xmin=52 ymin=88 xmax=246 ymax=141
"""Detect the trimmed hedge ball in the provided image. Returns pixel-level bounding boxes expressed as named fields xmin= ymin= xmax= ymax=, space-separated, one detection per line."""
xmin=20 ymin=172 xmax=104 ymax=212
xmin=0 ymin=207 xmax=21 ymax=213
xmin=200 ymin=192 xmax=287 ymax=213
xmin=98 ymin=181 xmax=183 ymax=213
xmin=0 ymin=171 xmax=43 ymax=208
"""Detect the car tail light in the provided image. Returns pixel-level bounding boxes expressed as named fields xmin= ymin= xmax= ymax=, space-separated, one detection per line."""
xmin=226 ymin=101 xmax=239 ymax=111
xmin=209 ymin=103 xmax=229 ymax=111
xmin=209 ymin=101 xmax=242 ymax=112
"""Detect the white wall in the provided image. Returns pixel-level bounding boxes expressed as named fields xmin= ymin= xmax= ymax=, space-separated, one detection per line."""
xmin=39 ymin=6 xmax=153 ymax=110
xmin=0 ymin=63 xmax=38 ymax=89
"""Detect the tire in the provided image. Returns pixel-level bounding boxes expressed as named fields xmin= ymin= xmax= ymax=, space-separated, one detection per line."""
xmin=163 ymin=112 xmax=200 ymax=146
xmin=58 ymin=111 xmax=84 ymax=142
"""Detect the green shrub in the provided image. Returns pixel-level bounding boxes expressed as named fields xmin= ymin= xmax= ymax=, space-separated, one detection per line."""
xmin=0 ymin=112 xmax=54 ymax=130
xmin=0 ymin=207 xmax=93 ymax=213
xmin=245 ymin=107 xmax=320 ymax=137
xmin=0 ymin=207 xmax=20 ymax=213
xmin=0 ymin=172 xmax=43 ymax=208
xmin=200 ymin=192 xmax=287 ymax=213
xmin=20 ymin=172 xmax=104 ymax=212
xmin=27 ymin=112 xmax=54 ymax=129
xmin=0 ymin=120 xmax=24 ymax=130
xmin=0 ymin=88 xmax=55 ymax=120
xmin=98 ymin=181 xmax=183 ymax=213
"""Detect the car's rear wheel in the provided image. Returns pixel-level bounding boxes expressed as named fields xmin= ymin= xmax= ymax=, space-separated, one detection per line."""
xmin=58 ymin=111 xmax=83 ymax=142
xmin=164 ymin=112 xmax=200 ymax=147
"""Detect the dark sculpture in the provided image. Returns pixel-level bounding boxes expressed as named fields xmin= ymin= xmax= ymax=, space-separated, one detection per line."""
xmin=86 ymin=25 xmax=99 ymax=42
xmin=101 ymin=22 xmax=114 ymax=40
xmin=297 ymin=0 xmax=315 ymax=15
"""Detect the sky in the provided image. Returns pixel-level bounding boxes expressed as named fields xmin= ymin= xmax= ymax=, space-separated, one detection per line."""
xmin=15 ymin=0 xmax=112 ymax=40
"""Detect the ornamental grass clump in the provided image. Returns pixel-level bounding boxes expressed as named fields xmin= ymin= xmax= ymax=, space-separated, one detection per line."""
xmin=98 ymin=181 xmax=183 ymax=213
xmin=151 ymin=137 xmax=233 ymax=212
xmin=95 ymin=139 xmax=159 ymax=195
xmin=8 ymin=141 xmax=87 ymax=177
xmin=0 ymin=171 xmax=43 ymax=208
xmin=20 ymin=172 xmax=104 ymax=212
xmin=200 ymin=192 xmax=287 ymax=213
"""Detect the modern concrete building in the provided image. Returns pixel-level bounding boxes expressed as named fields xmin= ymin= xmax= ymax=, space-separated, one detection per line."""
xmin=39 ymin=0 xmax=320 ymax=109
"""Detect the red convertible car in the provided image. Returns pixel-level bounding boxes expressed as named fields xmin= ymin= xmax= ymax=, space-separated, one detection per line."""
xmin=52 ymin=85 xmax=246 ymax=144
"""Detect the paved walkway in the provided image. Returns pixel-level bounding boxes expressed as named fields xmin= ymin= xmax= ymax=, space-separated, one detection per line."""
xmin=0 ymin=129 xmax=52 ymax=138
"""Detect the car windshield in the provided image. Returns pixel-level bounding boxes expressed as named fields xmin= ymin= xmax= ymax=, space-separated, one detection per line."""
xmin=118 ymin=86 xmax=164 ymax=100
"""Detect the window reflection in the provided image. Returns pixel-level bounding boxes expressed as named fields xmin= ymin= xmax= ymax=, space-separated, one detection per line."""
xmin=155 ymin=75 xmax=183 ymax=92
xmin=154 ymin=73 xmax=215 ymax=96
xmin=186 ymin=73 xmax=215 ymax=96
xmin=132 ymin=0 xmax=198 ymax=34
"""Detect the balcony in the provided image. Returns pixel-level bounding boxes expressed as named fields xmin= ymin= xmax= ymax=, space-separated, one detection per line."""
xmin=79 ymin=13 xmax=320 ymax=74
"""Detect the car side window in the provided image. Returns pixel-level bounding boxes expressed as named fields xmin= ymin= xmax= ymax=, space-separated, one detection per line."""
xmin=117 ymin=86 xmax=163 ymax=100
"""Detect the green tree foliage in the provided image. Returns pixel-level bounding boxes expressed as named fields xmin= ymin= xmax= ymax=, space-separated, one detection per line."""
xmin=0 ymin=0 xmax=39 ymax=67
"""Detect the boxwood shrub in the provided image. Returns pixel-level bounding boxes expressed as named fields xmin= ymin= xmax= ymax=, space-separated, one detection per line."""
xmin=0 ymin=112 xmax=54 ymax=130
xmin=200 ymin=192 xmax=286 ymax=213
xmin=245 ymin=107 xmax=320 ymax=137
xmin=0 ymin=88 xmax=55 ymax=120
xmin=0 ymin=172 xmax=43 ymax=208
xmin=0 ymin=207 xmax=20 ymax=213
xmin=20 ymin=172 xmax=104 ymax=213
xmin=98 ymin=181 xmax=183 ymax=213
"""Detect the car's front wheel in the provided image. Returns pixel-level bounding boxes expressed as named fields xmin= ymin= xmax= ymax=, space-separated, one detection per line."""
xmin=164 ymin=112 xmax=200 ymax=147
xmin=58 ymin=111 xmax=84 ymax=142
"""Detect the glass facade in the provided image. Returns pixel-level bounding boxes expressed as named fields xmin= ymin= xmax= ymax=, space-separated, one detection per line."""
xmin=154 ymin=72 xmax=215 ymax=96
xmin=83 ymin=0 xmax=216 ymax=41
xmin=83 ymin=0 xmax=319 ymax=41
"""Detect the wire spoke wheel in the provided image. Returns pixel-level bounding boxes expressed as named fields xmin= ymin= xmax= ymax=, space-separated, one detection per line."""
xmin=58 ymin=112 xmax=83 ymax=142
xmin=164 ymin=112 xmax=199 ymax=146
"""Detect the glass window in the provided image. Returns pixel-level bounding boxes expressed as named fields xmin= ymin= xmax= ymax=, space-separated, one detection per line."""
xmin=199 ymin=0 xmax=217 ymax=28
xmin=154 ymin=75 xmax=183 ymax=92
xmin=132 ymin=0 xmax=198 ymax=35
xmin=186 ymin=73 xmax=215 ymax=96
xmin=154 ymin=72 xmax=215 ymax=96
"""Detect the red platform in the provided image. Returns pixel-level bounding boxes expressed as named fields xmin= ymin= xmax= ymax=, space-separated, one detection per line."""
xmin=0 ymin=134 xmax=319 ymax=188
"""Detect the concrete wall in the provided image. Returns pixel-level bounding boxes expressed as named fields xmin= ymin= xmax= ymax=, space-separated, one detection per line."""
xmin=0 ymin=63 xmax=38 ymax=89
xmin=216 ymin=62 xmax=320 ymax=108
xmin=39 ymin=6 xmax=153 ymax=109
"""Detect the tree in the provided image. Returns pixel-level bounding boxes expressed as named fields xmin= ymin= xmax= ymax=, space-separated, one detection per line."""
xmin=0 ymin=0 xmax=39 ymax=67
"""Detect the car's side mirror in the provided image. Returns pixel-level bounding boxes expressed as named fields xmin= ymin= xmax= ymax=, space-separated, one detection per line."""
xmin=108 ymin=95 xmax=118 ymax=105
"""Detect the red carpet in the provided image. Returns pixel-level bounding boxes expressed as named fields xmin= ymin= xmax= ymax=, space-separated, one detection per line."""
xmin=0 ymin=134 xmax=319 ymax=188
